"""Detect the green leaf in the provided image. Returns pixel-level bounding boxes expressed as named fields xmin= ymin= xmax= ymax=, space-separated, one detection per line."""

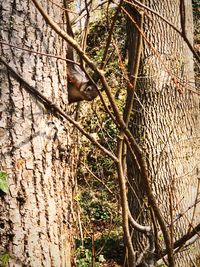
xmin=0 ymin=172 xmax=9 ymax=194
xmin=98 ymin=254 xmax=106 ymax=262
xmin=1 ymin=252 xmax=10 ymax=267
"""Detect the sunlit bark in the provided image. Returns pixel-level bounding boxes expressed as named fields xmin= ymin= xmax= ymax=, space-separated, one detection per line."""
xmin=0 ymin=1 xmax=75 ymax=266
xmin=127 ymin=0 xmax=200 ymax=266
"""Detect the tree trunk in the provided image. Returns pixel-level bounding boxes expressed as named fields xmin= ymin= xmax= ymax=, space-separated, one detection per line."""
xmin=0 ymin=1 xmax=75 ymax=266
xmin=127 ymin=0 xmax=200 ymax=266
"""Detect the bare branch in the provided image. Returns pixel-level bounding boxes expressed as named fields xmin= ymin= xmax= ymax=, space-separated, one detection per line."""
xmin=128 ymin=209 xmax=151 ymax=233
xmin=173 ymin=198 xmax=200 ymax=225
xmin=100 ymin=0 xmax=124 ymax=70
xmin=123 ymin=4 xmax=143 ymax=125
xmin=48 ymin=0 xmax=78 ymax=14
xmin=0 ymin=41 xmax=79 ymax=65
xmin=81 ymin=162 xmax=114 ymax=195
xmin=180 ymin=0 xmax=186 ymax=37
xmin=159 ymin=222 xmax=200 ymax=260
xmin=72 ymin=0 xmax=108 ymax=25
xmin=116 ymin=136 xmax=136 ymax=264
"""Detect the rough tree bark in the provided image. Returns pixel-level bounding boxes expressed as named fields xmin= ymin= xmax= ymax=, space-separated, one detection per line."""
xmin=0 ymin=0 xmax=76 ymax=266
xmin=127 ymin=0 xmax=200 ymax=266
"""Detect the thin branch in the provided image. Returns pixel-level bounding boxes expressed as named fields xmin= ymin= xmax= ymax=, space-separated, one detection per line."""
xmin=48 ymin=0 xmax=78 ymax=14
xmin=112 ymin=38 xmax=132 ymax=88
xmin=180 ymin=0 xmax=186 ymax=37
xmin=72 ymin=0 xmax=108 ymax=25
xmin=123 ymin=4 xmax=143 ymax=125
xmin=173 ymin=198 xmax=200 ymax=225
xmin=185 ymin=180 xmax=200 ymax=235
xmin=80 ymin=0 xmax=92 ymax=67
xmin=159 ymin=222 xmax=200 ymax=260
xmin=0 ymin=41 xmax=79 ymax=65
xmin=100 ymin=0 xmax=124 ymax=70
xmin=81 ymin=162 xmax=114 ymax=195
xmin=128 ymin=209 xmax=151 ymax=233
xmin=116 ymin=136 xmax=136 ymax=265
xmin=74 ymin=0 xmax=93 ymax=20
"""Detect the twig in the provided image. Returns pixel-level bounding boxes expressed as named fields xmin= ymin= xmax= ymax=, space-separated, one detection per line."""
xmin=80 ymin=0 xmax=92 ymax=66
xmin=128 ymin=209 xmax=151 ymax=233
xmin=0 ymin=41 xmax=79 ymax=65
xmin=116 ymin=136 xmax=136 ymax=265
xmin=180 ymin=0 xmax=186 ymax=37
xmin=173 ymin=198 xmax=200 ymax=225
xmin=159 ymin=222 xmax=200 ymax=260
xmin=81 ymin=162 xmax=114 ymax=195
xmin=112 ymin=38 xmax=131 ymax=86
xmin=186 ymin=180 xmax=200 ymax=235
xmin=48 ymin=0 xmax=78 ymax=14
xmin=72 ymin=0 xmax=108 ymax=25
xmin=123 ymin=4 xmax=143 ymax=124
xmin=100 ymin=0 xmax=124 ymax=70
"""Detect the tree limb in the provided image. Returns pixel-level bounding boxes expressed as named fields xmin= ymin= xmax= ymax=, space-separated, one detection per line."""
xmin=158 ymin=222 xmax=200 ymax=260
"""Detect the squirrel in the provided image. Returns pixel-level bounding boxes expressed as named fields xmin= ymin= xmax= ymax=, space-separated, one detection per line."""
xmin=66 ymin=11 xmax=98 ymax=104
